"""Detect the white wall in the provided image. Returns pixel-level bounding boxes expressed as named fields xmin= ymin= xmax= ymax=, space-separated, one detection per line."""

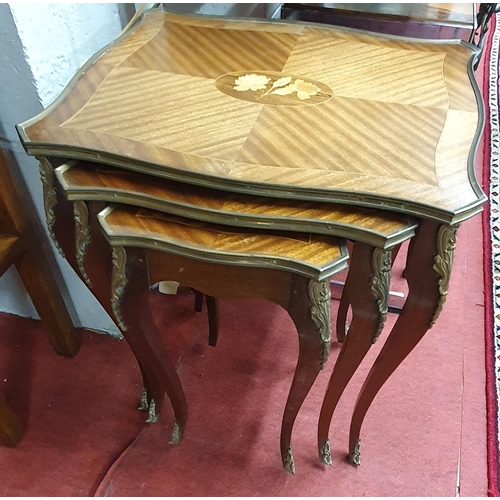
xmin=9 ymin=3 xmax=132 ymax=108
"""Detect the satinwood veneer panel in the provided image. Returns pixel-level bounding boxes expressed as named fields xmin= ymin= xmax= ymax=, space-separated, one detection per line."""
xmin=17 ymin=8 xmax=485 ymax=223
xmin=56 ymin=161 xmax=417 ymax=249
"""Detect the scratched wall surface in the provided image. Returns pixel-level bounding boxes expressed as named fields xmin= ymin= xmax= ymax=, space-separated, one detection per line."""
xmin=9 ymin=3 xmax=131 ymax=108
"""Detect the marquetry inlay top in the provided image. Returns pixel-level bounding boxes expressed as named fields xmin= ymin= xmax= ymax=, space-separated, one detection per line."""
xmin=17 ymin=8 xmax=486 ymax=223
xmin=215 ymin=72 xmax=333 ymax=106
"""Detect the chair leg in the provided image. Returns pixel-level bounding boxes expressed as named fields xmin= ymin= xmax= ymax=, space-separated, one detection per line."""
xmin=15 ymin=247 xmax=80 ymax=358
xmin=206 ymin=295 xmax=219 ymax=347
xmin=192 ymin=290 xmax=220 ymax=347
xmin=0 ymin=393 xmax=24 ymax=447
xmin=193 ymin=289 xmax=203 ymax=312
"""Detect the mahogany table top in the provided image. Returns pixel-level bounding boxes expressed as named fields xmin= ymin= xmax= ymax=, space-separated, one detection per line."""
xmin=17 ymin=8 xmax=486 ymax=224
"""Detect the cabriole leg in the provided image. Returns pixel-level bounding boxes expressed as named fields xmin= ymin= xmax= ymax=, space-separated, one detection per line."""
xmin=280 ymin=275 xmax=331 ymax=474
xmin=318 ymin=242 xmax=391 ymax=465
xmin=110 ymin=245 xmax=188 ymax=443
xmin=348 ymin=221 xmax=457 ymax=465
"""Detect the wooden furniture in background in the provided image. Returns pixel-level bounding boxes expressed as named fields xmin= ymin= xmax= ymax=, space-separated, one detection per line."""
xmin=0 ymin=149 xmax=79 ymax=357
xmin=0 ymin=148 xmax=80 ymax=446
xmin=192 ymin=290 xmax=219 ymax=347
xmin=281 ymin=3 xmax=476 ymax=41
xmin=0 ymin=391 xmax=24 ymax=447
xmin=15 ymin=7 xmax=485 ymax=470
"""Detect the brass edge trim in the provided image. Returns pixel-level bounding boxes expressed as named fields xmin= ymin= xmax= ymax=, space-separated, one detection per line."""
xmin=60 ymin=185 xmax=418 ymax=249
xmin=96 ymin=205 xmax=115 ymax=246
xmin=55 ymin=162 xmax=75 ymax=174
xmin=119 ymin=3 xmax=147 ymax=36
xmin=308 ymin=278 xmax=332 ymax=369
xmin=98 ymin=204 xmax=116 ymax=220
xmin=464 ymin=46 xmax=488 ymax=213
xmin=103 ymin=232 xmax=348 ymax=281
xmin=369 ymin=248 xmax=392 ymax=343
xmin=110 ymin=245 xmax=128 ymax=332
xmin=37 ymin=157 xmax=65 ymax=257
xmin=54 ymin=163 xmax=74 ymax=191
xmin=430 ymin=224 xmax=459 ymax=327
xmin=73 ymin=200 xmax=93 ymax=289
xmin=24 ymin=147 xmax=482 ymax=224
xmin=449 ymin=199 xmax=485 ymax=225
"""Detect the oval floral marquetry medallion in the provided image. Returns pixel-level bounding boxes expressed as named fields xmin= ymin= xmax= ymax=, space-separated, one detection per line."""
xmin=215 ymin=71 xmax=333 ymax=106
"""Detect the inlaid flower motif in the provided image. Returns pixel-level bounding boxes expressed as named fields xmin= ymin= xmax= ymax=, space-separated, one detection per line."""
xmin=271 ymin=79 xmax=320 ymax=100
xmin=233 ymin=74 xmax=322 ymax=101
xmin=271 ymin=85 xmax=295 ymax=96
xmin=270 ymin=76 xmax=293 ymax=90
xmin=233 ymin=74 xmax=271 ymax=92
xmin=293 ymin=79 xmax=321 ymax=100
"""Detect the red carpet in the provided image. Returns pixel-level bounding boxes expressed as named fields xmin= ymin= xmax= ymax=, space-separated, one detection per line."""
xmin=0 ymin=217 xmax=487 ymax=495
xmin=481 ymin=15 xmax=500 ymax=498
xmin=0 ymin=315 xmax=146 ymax=496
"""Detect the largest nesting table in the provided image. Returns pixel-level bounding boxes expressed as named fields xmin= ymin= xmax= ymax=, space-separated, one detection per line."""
xmin=16 ymin=7 xmax=486 ymax=472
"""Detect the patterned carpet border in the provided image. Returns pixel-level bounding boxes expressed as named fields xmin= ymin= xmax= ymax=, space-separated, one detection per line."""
xmin=483 ymin=15 xmax=500 ymax=498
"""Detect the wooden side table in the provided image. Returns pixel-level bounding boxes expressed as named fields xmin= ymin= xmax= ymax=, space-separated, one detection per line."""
xmin=16 ymin=7 xmax=485 ymax=470
xmin=51 ymin=158 xmax=417 ymax=471
xmin=99 ymin=204 xmax=351 ymax=473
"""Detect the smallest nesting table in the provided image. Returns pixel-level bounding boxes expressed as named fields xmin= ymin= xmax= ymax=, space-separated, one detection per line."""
xmin=97 ymin=204 xmax=349 ymax=473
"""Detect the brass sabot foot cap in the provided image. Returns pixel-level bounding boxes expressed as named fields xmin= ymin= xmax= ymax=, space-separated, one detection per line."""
xmin=319 ymin=438 xmax=332 ymax=466
xmin=145 ymin=399 xmax=159 ymax=423
xmin=169 ymin=422 xmax=183 ymax=445
xmin=348 ymin=438 xmax=361 ymax=467
xmin=283 ymin=447 xmax=296 ymax=474
xmin=138 ymin=387 xmax=149 ymax=411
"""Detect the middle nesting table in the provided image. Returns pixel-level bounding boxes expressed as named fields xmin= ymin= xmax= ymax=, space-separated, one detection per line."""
xmin=51 ymin=159 xmax=417 ymax=472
